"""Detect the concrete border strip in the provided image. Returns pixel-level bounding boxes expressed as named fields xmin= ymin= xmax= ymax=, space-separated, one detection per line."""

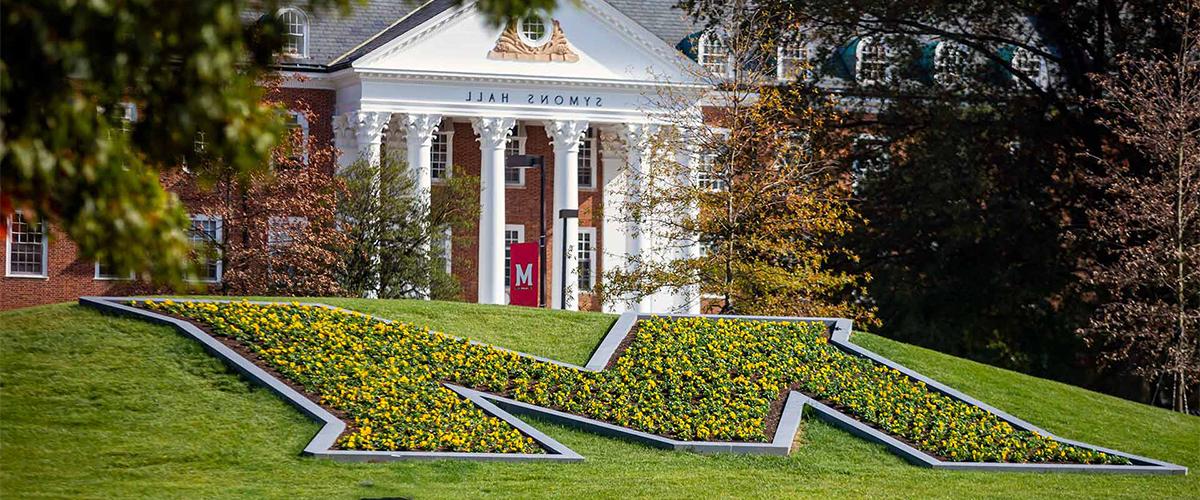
xmin=79 ymin=296 xmax=1187 ymax=473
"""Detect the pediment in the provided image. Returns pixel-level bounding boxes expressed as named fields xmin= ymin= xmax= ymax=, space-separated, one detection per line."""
xmin=352 ymin=0 xmax=697 ymax=86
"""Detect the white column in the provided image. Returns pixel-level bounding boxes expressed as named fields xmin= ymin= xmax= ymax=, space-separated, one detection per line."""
xmin=402 ymin=114 xmax=443 ymax=197
xmin=599 ymin=127 xmax=628 ymax=314
xmin=545 ymin=120 xmax=589 ymax=310
xmin=620 ymin=123 xmax=658 ymax=313
xmin=471 ymin=116 xmax=515 ymax=305
xmin=332 ymin=114 xmax=356 ymax=171
xmin=350 ymin=111 xmax=391 ymax=298
xmin=402 ymin=113 xmax=442 ymax=300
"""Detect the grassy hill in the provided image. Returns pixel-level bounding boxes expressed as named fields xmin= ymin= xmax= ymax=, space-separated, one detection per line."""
xmin=1 ymin=298 xmax=1196 ymax=498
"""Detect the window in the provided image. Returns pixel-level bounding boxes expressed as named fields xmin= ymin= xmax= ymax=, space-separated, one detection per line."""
xmin=268 ymin=216 xmax=308 ymax=249
xmin=430 ymin=130 xmax=452 ymax=181
xmin=577 ymin=127 xmax=596 ymax=189
xmin=284 ymin=111 xmax=310 ymax=165
xmin=438 ymin=228 xmax=453 ymax=274
xmin=188 ymin=215 xmax=223 ymax=283
xmin=777 ymin=38 xmax=811 ymax=81
xmin=1010 ymin=47 xmax=1046 ymax=87
xmin=850 ymin=134 xmax=890 ymax=191
xmin=577 ymin=227 xmax=596 ymax=292
xmin=118 ymin=102 xmax=137 ymax=134
xmin=699 ymin=33 xmax=730 ymax=77
xmin=278 ymin=8 xmax=308 ymax=58
xmin=504 ymin=124 xmax=526 ymax=186
xmin=933 ymin=41 xmax=969 ymax=87
xmin=856 ymin=36 xmax=889 ymax=84
xmin=518 ymin=17 xmax=550 ymax=46
xmin=696 ymin=152 xmax=727 ymax=191
xmin=5 ymin=211 xmax=47 ymax=278
xmin=95 ymin=261 xmax=133 ymax=280
xmin=504 ymin=225 xmax=525 ymax=288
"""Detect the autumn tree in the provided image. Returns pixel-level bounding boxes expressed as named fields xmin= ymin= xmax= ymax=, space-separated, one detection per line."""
xmin=680 ymin=0 xmax=1194 ymax=389
xmin=1 ymin=0 xmax=556 ymax=286
xmin=1077 ymin=1 xmax=1200 ymax=413
xmin=598 ymin=5 xmax=874 ymax=322
xmin=336 ymin=153 xmax=479 ymax=300
xmin=157 ymin=76 xmax=346 ymax=296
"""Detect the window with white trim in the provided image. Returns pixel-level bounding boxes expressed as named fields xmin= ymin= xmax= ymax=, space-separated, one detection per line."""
xmin=696 ymin=152 xmax=727 ymax=191
xmin=504 ymin=224 xmax=525 ymax=288
xmin=119 ymin=102 xmax=137 ymax=134
xmin=1010 ymin=47 xmax=1047 ymax=87
xmin=777 ymin=38 xmax=811 ymax=81
xmin=439 ymin=228 xmax=453 ymax=274
xmin=699 ymin=33 xmax=731 ymax=77
xmin=95 ymin=261 xmax=133 ymax=280
xmin=856 ymin=36 xmax=889 ymax=84
xmin=5 ymin=211 xmax=47 ymax=278
xmin=504 ymin=124 xmax=527 ymax=186
xmin=188 ymin=215 xmax=223 ymax=283
xmin=518 ymin=17 xmax=550 ymax=46
xmin=430 ymin=129 xmax=453 ymax=181
xmin=933 ymin=41 xmax=969 ymax=87
xmin=268 ymin=216 xmax=308 ymax=249
xmin=851 ymin=134 xmax=890 ymax=191
xmin=577 ymin=127 xmax=596 ymax=189
xmin=284 ymin=111 xmax=310 ymax=165
xmin=278 ymin=8 xmax=308 ymax=58
xmin=577 ymin=227 xmax=596 ymax=292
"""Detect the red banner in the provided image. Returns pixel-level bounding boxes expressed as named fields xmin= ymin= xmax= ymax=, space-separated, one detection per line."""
xmin=509 ymin=242 xmax=539 ymax=307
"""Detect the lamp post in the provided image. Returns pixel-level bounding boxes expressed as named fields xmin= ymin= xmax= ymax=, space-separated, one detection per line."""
xmin=504 ymin=154 xmax=546 ymax=307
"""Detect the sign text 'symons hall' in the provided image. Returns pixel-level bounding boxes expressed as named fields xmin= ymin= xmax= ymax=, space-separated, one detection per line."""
xmin=465 ymin=91 xmax=603 ymax=108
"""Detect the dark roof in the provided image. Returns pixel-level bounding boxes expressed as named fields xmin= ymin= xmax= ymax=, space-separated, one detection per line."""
xmin=268 ymin=0 xmax=696 ymax=70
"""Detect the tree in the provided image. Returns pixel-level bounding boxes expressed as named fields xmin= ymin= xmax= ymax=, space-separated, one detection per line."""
xmin=679 ymin=0 xmax=1194 ymax=391
xmin=153 ymin=75 xmax=347 ymax=296
xmin=1077 ymin=1 xmax=1199 ymax=412
xmin=337 ymin=153 xmax=479 ymax=300
xmin=0 ymin=0 xmax=548 ymax=286
xmin=598 ymin=4 xmax=875 ymax=322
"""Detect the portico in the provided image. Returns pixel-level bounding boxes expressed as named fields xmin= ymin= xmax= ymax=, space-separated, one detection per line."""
xmin=324 ymin=0 xmax=703 ymax=313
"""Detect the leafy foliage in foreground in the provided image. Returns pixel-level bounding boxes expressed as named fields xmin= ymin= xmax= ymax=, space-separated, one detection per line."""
xmin=142 ymin=300 xmax=1128 ymax=464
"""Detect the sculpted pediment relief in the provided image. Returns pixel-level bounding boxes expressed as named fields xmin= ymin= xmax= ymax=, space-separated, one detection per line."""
xmin=487 ymin=19 xmax=580 ymax=63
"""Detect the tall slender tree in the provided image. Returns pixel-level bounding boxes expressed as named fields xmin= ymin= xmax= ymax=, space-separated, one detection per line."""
xmin=599 ymin=5 xmax=874 ymax=322
xmin=1078 ymin=0 xmax=1199 ymax=412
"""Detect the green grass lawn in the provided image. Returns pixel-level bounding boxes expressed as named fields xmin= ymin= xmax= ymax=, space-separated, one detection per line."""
xmin=1 ymin=298 xmax=1196 ymax=499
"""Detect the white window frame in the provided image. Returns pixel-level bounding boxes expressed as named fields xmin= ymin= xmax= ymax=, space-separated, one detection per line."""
xmin=187 ymin=215 xmax=224 ymax=283
xmin=504 ymin=123 xmax=527 ymax=187
xmin=268 ymin=215 xmax=308 ymax=248
xmin=1009 ymin=47 xmax=1048 ymax=89
xmin=698 ymin=32 xmax=731 ymax=78
xmin=577 ymin=227 xmax=596 ymax=292
xmin=5 ymin=211 xmax=48 ymax=279
xmin=777 ymin=37 xmax=812 ymax=81
xmin=856 ymin=36 xmax=891 ymax=85
xmin=277 ymin=8 xmax=309 ymax=59
xmin=440 ymin=228 xmax=453 ymax=274
xmin=696 ymin=152 xmax=728 ymax=191
xmin=577 ymin=127 xmax=597 ymax=190
xmin=285 ymin=110 xmax=310 ymax=165
xmin=504 ymin=224 xmax=525 ymax=292
xmin=94 ymin=262 xmax=134 ymax=281
xmin=430 ymin=126 xmax=454 ymax=183
xmin=933 ymin=41 xmax=969 ymax=87
xmin=517 ymin=17 xmax=551 ymax=46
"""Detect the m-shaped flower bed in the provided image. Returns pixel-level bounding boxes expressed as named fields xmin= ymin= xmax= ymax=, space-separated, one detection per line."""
xmin=141 ymin=300 xmax=1128 ymax=464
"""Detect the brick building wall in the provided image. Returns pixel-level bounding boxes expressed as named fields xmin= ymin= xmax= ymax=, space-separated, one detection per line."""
xmin=1 ymin=87 xmax=337 ymax=311
xmin=4 ymin=96 xmax=608 ymax=312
